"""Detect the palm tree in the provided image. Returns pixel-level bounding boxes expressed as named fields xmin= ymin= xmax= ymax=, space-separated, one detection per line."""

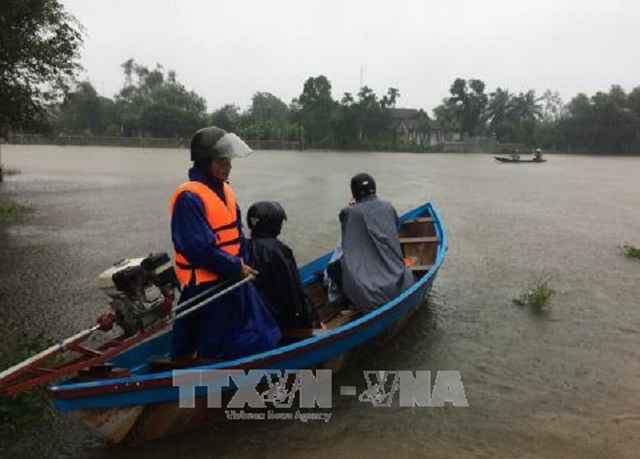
xmin=387 ymin=87 xmax=400 ymax=108
xmin=485 ymin=88 xmax=511 ymax=125
xmin=509 ymin=90 xmax=542 ymax=123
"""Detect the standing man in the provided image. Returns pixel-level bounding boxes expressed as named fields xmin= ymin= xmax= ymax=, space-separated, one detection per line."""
xmin=336 ymin=173 xmax=414 ymax=314
xmin=169 ymin=126 xmax=280 ymax=362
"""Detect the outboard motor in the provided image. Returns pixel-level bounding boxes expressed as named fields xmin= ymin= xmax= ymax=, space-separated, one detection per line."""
xmin=98 ymin=253 xmax=178 ymax=336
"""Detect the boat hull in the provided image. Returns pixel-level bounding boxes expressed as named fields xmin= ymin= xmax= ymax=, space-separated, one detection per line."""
xmin=494 ymin=156 xmax=547 ymax=163
xmin=48 ymin=202 xmax=446 ymax=444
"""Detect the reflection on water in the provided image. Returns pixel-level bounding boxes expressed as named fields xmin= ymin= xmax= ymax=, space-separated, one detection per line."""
xmin=2 ymin=145 xmax=640 ymax=458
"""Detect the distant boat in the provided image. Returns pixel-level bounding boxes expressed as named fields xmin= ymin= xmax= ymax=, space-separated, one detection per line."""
xmin=3 ymin=201 xmax=447 ymax=444
xmin=494 ymin=156 xmax=546 ymax=163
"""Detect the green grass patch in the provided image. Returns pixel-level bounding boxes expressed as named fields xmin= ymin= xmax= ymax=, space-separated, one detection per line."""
xmin=513 ymin=273 xmax=555 ymax=312
xmin=2 ymin=167 xmax=21 ymax=176
xmin=0 ymin=330 xmax=53 ymax=445
xmin=619 ymin=244 xmax=640 ymax=259
xmin=0 ymin=201 xmax=33 ymax=222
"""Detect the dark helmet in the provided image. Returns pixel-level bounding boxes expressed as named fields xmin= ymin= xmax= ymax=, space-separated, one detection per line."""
xmin=247 ymin=201 xmax=287 ymax=237
xmin=350 ymin=173 xmax=376 ymax=200
xmin=190 ymin=126 xmax=252 ymax=161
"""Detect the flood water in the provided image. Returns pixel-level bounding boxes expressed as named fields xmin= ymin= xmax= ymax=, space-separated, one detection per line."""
xmin=1 ymin=145 xmax=640 ymax=458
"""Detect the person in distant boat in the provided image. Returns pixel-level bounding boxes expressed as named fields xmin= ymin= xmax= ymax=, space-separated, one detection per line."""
xmin=169 ymin=126 xmax=280 ymax=362
xmin=511 ymin=149 xmax=521 ymax=160
xmin=327 ymin=173 xmax=414 ymax=315
xmin=246 ymin=201 xmax=321 ymax=330
xmin=533 ymin=148 xmax=543 ymax=161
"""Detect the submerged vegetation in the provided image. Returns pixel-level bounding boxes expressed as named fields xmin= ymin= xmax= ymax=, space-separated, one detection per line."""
xmin=619 ymin=244 xmax=640 ymax=259
xmin=513 ymin=273 xmax=555 ymax=312
xmin=0 ymin=201 xmax=33 ymax=222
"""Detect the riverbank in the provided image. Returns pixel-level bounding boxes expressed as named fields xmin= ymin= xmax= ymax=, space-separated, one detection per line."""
xmin=3 ymin=134 xmax=529 ymax=154
xmin=5 ymin=134 xmax=302 ymax=151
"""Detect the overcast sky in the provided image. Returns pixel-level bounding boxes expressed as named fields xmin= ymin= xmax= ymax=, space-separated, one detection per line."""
xmin=59 ymin=0 xmax=640 ymax=115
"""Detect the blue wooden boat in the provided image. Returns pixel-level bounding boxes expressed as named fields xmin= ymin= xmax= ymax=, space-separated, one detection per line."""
xmin=47 ymin=202 xmax=447 ymax=444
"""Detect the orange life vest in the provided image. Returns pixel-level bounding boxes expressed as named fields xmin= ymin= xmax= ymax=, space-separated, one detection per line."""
xmin=169 ymin=181 xmax=241 ymax=286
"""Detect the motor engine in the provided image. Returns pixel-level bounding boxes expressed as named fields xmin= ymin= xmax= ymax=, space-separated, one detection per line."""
xmin=98 ymin=253 xmax=178 ymax=336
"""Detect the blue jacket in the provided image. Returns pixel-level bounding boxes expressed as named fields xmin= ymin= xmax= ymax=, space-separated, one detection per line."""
xmin=170 ymin=166 xmax=281 ymax=360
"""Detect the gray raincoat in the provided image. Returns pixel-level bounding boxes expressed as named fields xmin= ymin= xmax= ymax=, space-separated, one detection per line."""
xmin=339 ymin=195 xmax=414 ymax=313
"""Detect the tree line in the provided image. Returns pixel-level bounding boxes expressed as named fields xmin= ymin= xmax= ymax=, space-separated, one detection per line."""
xmin=433 ymin=78 xmax=640 ymax=154
xmin=52 ymin=64 xmax=406 ymax=150
xmin=2 ymin=0 xmax=640 ymax=154
xmin=49 ymin=69 xmax=640 ymax=154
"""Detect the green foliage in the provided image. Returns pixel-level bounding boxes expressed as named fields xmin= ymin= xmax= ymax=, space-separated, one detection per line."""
xmin=0 ymin=201 xmax=33 ymax=222
xmin=295 ymin=75 xmax=337 ymax=146
xmin=513 ymin=273 xmax=555 ymax=312
xmin=557 ymin=85 xmax=640 ymax=154
xmin=210 ymin=104 xmax=242 ymax=132
xmin=115 ymin=60 xmax=207 ymax=138
xmin=0 ymin=0 xmax=83 ymax=135
xmin=7 ymin=37 xmax=639 ymax=155
xmin=57 ymin=81 xmax=117 ymax=136
xmin=249 ymin=92 xmax=289 ymax=124
xmin=0 ymin=329 xmax=53 ymax=444
xmin=436 ymin=78 xmax=488 ymax=137
xmin=619 ymin=244 xmax=640 ymax=259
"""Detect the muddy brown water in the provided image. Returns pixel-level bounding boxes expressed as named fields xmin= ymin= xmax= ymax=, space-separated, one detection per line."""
xmin=1 ymin=145 xmax=640 ymax=458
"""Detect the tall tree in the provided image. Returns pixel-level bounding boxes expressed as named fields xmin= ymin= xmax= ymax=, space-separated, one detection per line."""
xmin=508 ymin=90 xmax=542 ymax=145
xmin=295 ymin=75 xmax=336 ymax=145
xmin=115 ymin=60 xmax=207 ymax=138
xmin=239 ymin=92 xmax=292 ymax=140
xmin=249 ymin=92 xmax=289 ymax=123
xmin=354 ymin=86 xmax=391 ymax=141
xmin=57 ymin=81 xmax=117 ymax=135
xmin=434 ymin=78 xmax=488 ymax=137
xmin=485 ymin=87 xmax=513 ymax=140
xmin=210 ymin=104 xmax=241 ymax=132
xmin=381 ymin=87 xmax=400 ymax=109
xmin=540 ymin=90 xmax=565 ymax=122
xmin=0 ymin=0 xmax=83 ymax=135
xmin=590 ymin=86 xmax=639 ymax=153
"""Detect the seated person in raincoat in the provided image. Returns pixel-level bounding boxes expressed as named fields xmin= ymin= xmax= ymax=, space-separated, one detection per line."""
xmin=328 ymin=173 xmax=414 ymax=314
xmin=246 ymin=201 xmax=321 ymax=330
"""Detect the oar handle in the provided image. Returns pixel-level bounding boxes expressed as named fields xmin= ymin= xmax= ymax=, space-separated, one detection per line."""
xmin=172 ymin=277 xmax=236 ymax=315
xmin=170 ymin=275 xmax=254 ymax=323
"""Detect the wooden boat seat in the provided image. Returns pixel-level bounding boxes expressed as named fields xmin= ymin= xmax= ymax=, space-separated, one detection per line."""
xmin=322 ymin=310 xmax=359 ymax=329
xmin=76 ymin=364 xmax=131 ymax=381
xmin=399 ymin=236 xmax=439 ymax=244
xmin=410 ymin=264 xmax=433 ymax=272
xmin=146 ymin=356 xmax=217 ymax=372
xmin=280 ymin=328 xmax=327 ymax=340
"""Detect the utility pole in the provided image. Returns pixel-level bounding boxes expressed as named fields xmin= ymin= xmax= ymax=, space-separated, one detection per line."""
xmin=0 ymin=138 xmax=4 ymax=183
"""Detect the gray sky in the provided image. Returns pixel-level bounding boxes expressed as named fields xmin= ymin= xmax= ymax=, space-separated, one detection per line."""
xmin=60 ymin=0 xmax=640 ymax=115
